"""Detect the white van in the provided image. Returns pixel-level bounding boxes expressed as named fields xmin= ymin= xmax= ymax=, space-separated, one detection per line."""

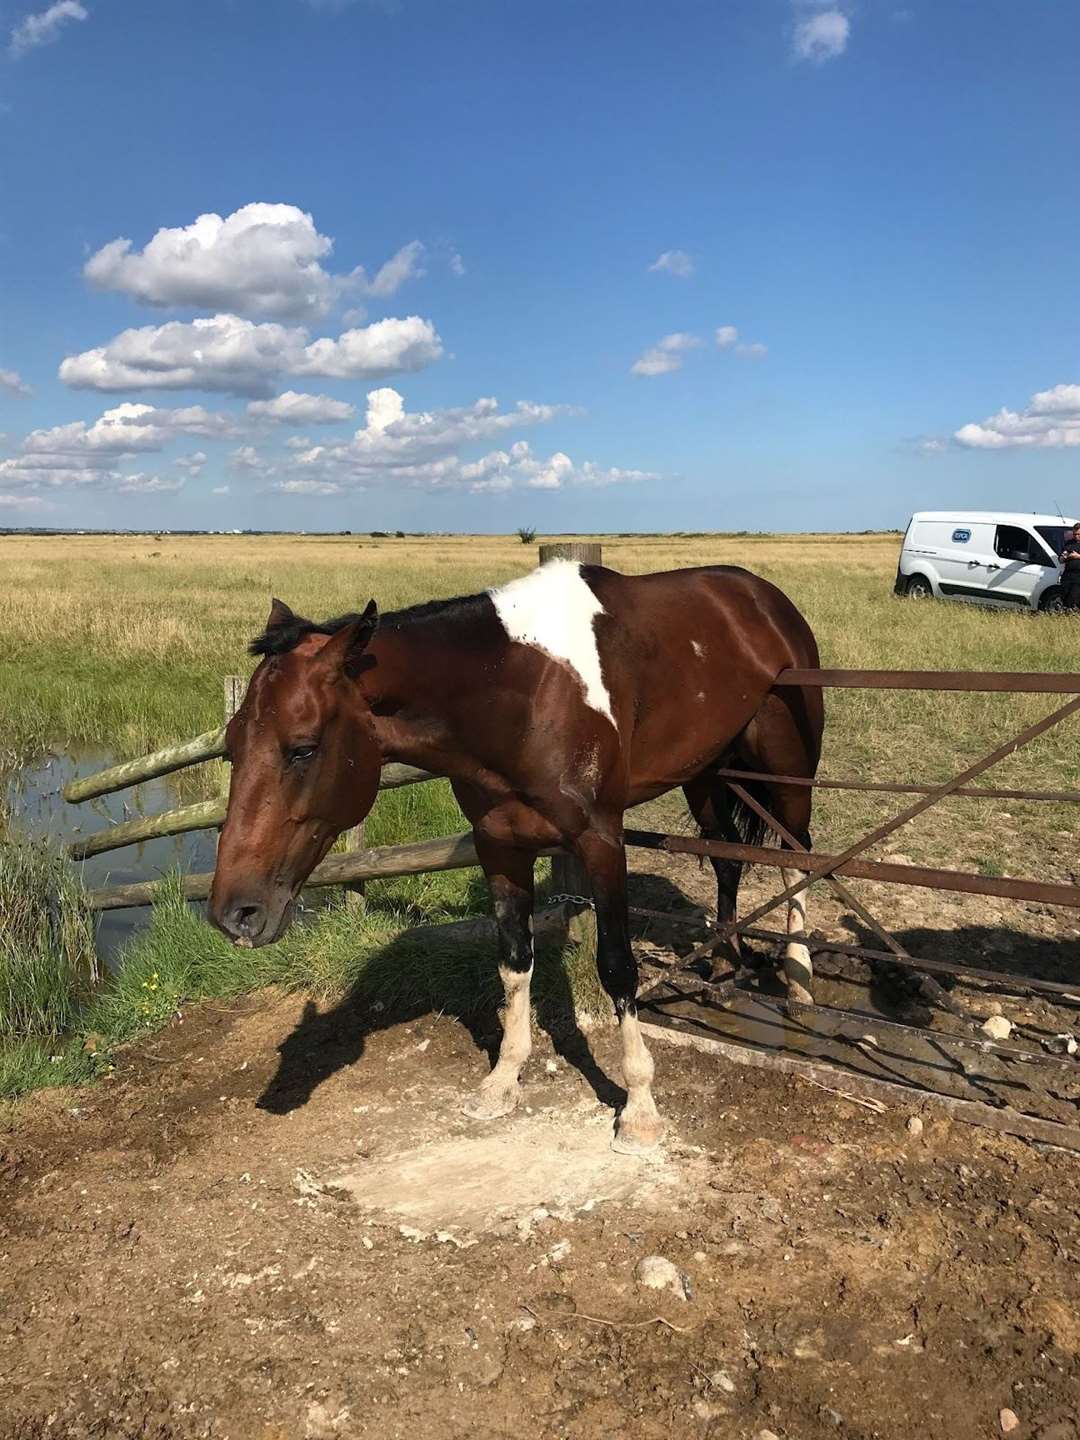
xmin=895 ymin=511 xmax=1074 ymax=612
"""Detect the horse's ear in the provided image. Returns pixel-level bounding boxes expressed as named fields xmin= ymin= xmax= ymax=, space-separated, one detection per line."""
xmin=266 ymin=597 xmax=296 ymax=631
xmin=318 ymin=600 xmax=379 ymax=680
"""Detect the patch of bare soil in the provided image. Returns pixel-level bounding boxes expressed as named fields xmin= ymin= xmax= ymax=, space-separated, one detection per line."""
xmin=3 ymin=948 xmax=1079 ymax=1440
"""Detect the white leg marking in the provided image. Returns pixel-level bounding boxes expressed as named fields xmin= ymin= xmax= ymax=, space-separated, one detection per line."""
xmin=782 ymin=866 xmax=813 ymax=1004
xmin=463 ymin=963 xmax=533 ymax=1120
xmin=611 ymin=1009 xmax=664 ymax=1154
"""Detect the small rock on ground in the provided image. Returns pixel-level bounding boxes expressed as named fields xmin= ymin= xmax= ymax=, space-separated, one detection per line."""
xmin=635 ymin=1254 xmax=688 ymax=1301
xmin=983 ymin=1016 xmax=1014 ymax=1041
xmin=1000 ymin=1408 xmax=1020 ymax=1434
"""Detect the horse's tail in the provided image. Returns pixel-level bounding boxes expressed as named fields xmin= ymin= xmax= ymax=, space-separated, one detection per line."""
xmin=709 ymin=746 xmax=770 ymax=852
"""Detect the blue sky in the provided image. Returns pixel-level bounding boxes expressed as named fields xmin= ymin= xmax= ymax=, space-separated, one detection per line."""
xmin=1 ymin=0 xmax=1078 ymax=533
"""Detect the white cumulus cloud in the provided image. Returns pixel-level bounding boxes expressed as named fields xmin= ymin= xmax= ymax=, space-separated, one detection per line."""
xmin=353 ymin=239 xmax=426 ymax=300
xmin=0 ymin=493 xmax=54 ymax=510
xmin=631 ymin=332 xmax=702 ymax=378
xmin=0 ymin=458 xmax=122 ymax=491
xmin=261 ymin=386 xmax=656 ymax=496
xmin=274 ymin=477 xmax=343 ymax=496
xmin=59 ymin=313 xmax=443 ymax=397
xmin=793 ymin=7 xmax=850 ymax=62
xmin=247 ymin=390 xmax=356 ymax=425
xmin=954 ymin=383 xmax=1080 ymax=450
xmin=20 ymin=402 xmax=237 ymax=458
xmin=0 ymin=402 xmax=237 ymax=495
xmin=716 ymin=327 xmax=767 ymax=358
xmin=230 ymin=445 xmax=266 ymax=473
xmin=10 ymin=0 xmax=86 ymax=58
xmin=0 ymin=368 xmax=31 ymax=397
xmin=83 ymin=203 xmax=426 ymax=321
xmin=649 ymin=250 xmax=694 ymax=279
xmin=114 ymin=473 xmax=184 ymax=495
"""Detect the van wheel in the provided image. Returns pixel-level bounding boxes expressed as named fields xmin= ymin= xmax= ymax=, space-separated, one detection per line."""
xmin=905 ymin=576 xmax=932 ymax=599
xmin=1039 ymin=588 xmax=1064 ymax=614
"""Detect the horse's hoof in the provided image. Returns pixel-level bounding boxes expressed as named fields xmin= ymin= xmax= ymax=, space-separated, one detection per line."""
xmin=785 ymin=983 xmax=815 ymax=1007
xmin=462 ymin=1085 xmax=518 ymax=1121
xmin=611 ymin=1114 xmax=664 ymax=1155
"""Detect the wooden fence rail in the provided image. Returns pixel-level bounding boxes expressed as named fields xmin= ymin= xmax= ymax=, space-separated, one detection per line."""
xmin=85 ymin=831 xmax=559 ymax=912
xmin=67 ymin=761 xmax=436 ymax=862
xmin=64 ymin=727 xmax=228 ymax=804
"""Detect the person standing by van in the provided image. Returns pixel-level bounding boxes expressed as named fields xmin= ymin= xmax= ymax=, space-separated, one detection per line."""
xmin=1059 ymin=524 xmax=1080 ymax=611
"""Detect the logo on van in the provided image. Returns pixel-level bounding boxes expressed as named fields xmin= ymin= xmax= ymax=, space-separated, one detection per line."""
xmin=951 ymin=528 xmax=971 ymax=544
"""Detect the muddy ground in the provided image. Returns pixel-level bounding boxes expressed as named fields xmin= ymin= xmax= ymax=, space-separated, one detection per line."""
xmin=3 ymin=853 xmax=1080 ymax=1440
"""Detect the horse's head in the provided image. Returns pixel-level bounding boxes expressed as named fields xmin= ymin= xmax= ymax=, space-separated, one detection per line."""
xmin=209 ymin=597 xmax=382 ymax=948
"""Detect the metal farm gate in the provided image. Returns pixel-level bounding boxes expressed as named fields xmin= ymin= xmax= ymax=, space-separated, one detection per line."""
xmin=629 ymin=668 xmax=1080 ymax=1152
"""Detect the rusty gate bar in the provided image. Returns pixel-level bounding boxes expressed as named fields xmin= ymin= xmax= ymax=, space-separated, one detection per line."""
xmin=721 ymin=779 xmax=975 ymax=1027
xmin=725 ymin=779 xmax=913 ymax=963
xmin=639 ymin=1016 xmax=1080 ymax=1155
xmin=676 ymin=690 xmax=1080 ymax=967
xmin=734 ymin=925 xmax=1080 ymax=1003
xmin=644 ymin=975 xmax=1079 ymax=1075
xmin=712 ymin=767 xmax=1080 ymax=806
xmin=775 ymin=668 xmax=1080 ymax=692
xmin=623 ymin=829 xmax=1080 ymax=909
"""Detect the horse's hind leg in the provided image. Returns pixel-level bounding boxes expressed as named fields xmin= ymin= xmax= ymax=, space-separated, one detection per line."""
xmin=573 ymin=824 xmax=662 ymax=1153
xmin=741 ymin=696 xmax=820 ymax=1006
xmin=683 ymin=773 xmax=746 ymax=971
xmin=779 ymin=858 xmax=813 ymax=1005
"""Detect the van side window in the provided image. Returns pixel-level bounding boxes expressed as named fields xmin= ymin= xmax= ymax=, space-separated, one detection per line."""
xmin=994 ymin=525 xmax=1039 ymax=564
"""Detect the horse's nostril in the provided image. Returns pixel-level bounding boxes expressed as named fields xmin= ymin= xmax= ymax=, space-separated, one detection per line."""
xmin=229 ymin=903 xmax=266 ymax=940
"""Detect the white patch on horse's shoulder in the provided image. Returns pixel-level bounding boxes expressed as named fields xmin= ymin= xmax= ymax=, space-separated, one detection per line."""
xmin=691 ymin=640 xmax=706 ymax=659
xmin=489 ymin=560 xmax=614 ymax=722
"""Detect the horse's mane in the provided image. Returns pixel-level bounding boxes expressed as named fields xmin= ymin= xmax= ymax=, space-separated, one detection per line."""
xmin=248 ymin=593 xmax=489 ymax=658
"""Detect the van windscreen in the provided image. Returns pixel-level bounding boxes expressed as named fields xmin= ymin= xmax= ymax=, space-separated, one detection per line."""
xmin=1036 ymin=525 xmax=1068 ymax=558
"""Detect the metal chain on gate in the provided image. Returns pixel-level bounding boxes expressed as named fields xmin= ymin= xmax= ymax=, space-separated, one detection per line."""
xmin=548 ymin=892 xmax=595 ymax=909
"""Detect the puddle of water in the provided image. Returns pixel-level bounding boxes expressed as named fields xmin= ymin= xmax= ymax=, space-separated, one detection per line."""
xmin=3 ymin=746 xmax=219 ymax=968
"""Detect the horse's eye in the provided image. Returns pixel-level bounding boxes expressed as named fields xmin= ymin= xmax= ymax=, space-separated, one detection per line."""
xmin=288 ymin=744 xmax=318 ymax=764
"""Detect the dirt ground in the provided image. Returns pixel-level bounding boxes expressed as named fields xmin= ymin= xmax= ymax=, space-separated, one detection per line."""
xmin=4 ymin=895 xmax=1080 ymax=1440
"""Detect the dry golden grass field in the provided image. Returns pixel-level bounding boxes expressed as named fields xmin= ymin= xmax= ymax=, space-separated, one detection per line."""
xmin=2 ymin=528 xmax=1079 ymax=873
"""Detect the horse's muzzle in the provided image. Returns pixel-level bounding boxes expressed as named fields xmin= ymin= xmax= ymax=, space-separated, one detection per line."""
xmin=211 ymin=890 xmax=293 ymax=948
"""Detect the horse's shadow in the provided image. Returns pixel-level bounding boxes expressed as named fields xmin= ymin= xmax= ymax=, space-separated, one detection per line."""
xmin=256 ymin=905 xmax=626 ymax=1116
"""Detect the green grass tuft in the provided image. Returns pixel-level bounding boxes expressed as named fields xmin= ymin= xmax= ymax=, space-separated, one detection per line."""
xmin=0 ymin=839 xmax=99 ymax=1041
xmin=0 ymin=861 xmax=602 ymax=1102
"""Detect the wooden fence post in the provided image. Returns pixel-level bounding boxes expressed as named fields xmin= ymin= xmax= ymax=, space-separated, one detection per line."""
xmin=537 ymin=542 xmax=601 ymax=947
xmin=344 ymin=819 xmax=366 ymax=911
xmin=219 ymin=676 xmax=244 ymax=859
xmin=223 ymin=674 xmax=245 ymax=723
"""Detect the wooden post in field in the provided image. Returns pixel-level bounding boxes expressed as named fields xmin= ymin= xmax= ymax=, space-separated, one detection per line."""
xmin=538 ymin=541 xmax=603 ymax=567
xmin=537 ymin=542 xmax=601 ymax=947
xmin=223 ymin=674 xmax=246 ymax=723
xmin=219 ymin=676 xmax=245 ymax=859
xmin=344 ymin=819 xmax=366 ymax=912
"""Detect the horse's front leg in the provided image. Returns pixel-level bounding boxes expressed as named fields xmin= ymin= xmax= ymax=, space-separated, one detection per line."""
xmin=462 ymin=838 xmax=536 ymax=1121
xmin=574 ymin=826 xmax=663 ymax=1153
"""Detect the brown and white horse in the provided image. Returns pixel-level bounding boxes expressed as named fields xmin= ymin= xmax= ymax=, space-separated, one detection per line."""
xmin=209 ymin=559 xmax=823 ymax=1150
